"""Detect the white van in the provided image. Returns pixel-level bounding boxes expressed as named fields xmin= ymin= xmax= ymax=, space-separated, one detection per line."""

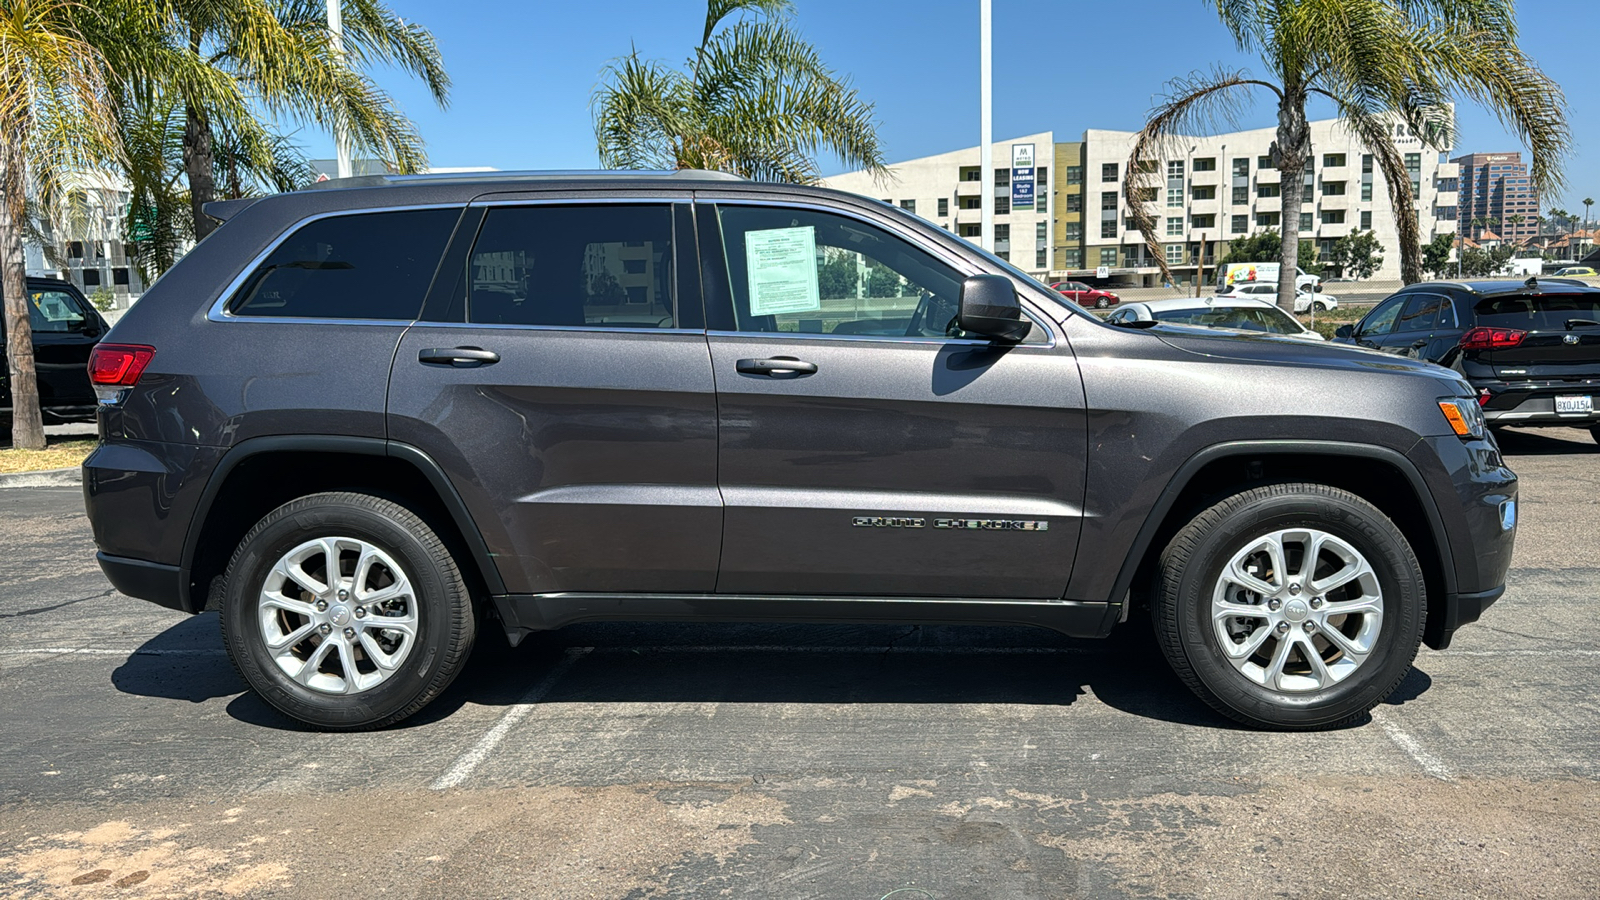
xmin=1217 ymin=262 xmax=1322 ymax=295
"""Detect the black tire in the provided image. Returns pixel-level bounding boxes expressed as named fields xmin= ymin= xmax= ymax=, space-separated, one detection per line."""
xmin=1313 ymin=301 xmax=1329 ymax=312
xmin=1095 ymin=297 xmax=1110 ymax=309
xmin=220 ymin=492 xmax=475 ymax=730
xmin=1153 ymin=482 xmax=1425 ymax=730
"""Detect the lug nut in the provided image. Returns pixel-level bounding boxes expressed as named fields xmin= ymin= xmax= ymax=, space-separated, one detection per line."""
xmin=1304 ymin=620 xmax=1319 ymax=633
xmin=1276 ymin=622 xmax=1291 ymax=634
xmin=1310 ymin=597 xmax=1324 ymax=609
xmin=315 ymin=599 xmax=328 ymax=612
xmin=1267 ymin=599 xmax=1282 ymax=611
xmin=343 ymin=627 xmax=356 ymax=639
xmin=337 ymin=589 xmax=349 ymax=600
xmin=1289 ymin=583 xmax=1302 ymax=595
xmin=354 ymin=606 xmax=367 ymax=618
xmin=318 ymin=623 xmax=332 ymax=635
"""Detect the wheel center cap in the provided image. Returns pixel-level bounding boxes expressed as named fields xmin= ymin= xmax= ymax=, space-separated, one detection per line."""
xmin=1283 ymin=599 xmax=1310 ymax=623
xmin=328 ymin=605 xmax=352 ymax=627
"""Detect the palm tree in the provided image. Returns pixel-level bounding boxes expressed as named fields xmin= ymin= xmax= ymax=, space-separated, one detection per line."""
xmin=1124 ymin=0 xmax=1569 ymax=313
xmin=593 ymin=0 xmax=887 ymax=183
xmin=1584 ymin=197 xmax=1594 ymax=231
xmin=161 ymin=0 xmax=450 ymax=241
xmin=1506 ymin=213 xmax=1524 ymax=239
xmin=1470 ymin=216 xmax=1487 ymax=239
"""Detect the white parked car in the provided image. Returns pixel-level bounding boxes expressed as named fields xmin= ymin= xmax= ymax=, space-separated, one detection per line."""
xmin=1218 ymin=281 xmax=1338 ymax=313
xmin=1106 ymin=296 xmax=1326 ymax=341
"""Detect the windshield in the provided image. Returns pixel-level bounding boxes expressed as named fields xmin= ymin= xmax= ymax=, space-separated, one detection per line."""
xmin=1474 ymin=293 xmax=1600 ymax=330
xmin=1152 ymin=305 xmax=1303 ymax=335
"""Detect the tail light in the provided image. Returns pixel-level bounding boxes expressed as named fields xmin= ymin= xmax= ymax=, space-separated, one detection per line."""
xmin=88 ymin=344 xmax=155 ymax=388
xmin=1478 ymin=387 xmax=1493 ymax=407
xmin=1458 ymin=327 xmax=1526 ymax=350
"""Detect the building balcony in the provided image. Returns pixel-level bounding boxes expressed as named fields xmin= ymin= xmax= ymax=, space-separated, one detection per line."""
xmin=1318 ymin=194 xmax=1349 ymax=210
xmin=956 ymin=180 xmax=982 ymax=198
xmin=1254 ymin=196 xmax=1281 ymax=213
xmin=955 ymin=207 xmax=983 ymax=225
xmin=1188 ymin=197 xmax=1220 ymax=215
xmin=1255 ymin=169 xmax=1280 ymax=183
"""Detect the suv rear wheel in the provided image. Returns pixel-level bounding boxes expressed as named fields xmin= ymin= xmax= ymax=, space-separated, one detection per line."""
xmin=220 ymin=492 xmax=475 ymax=730
xmin=1153 ymin=483 xmax=1425 ymax=730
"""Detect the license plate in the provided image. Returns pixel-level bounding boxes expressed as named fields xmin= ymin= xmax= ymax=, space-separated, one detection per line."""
xmin=1555 ymin=395 xmax=1594 ymax=414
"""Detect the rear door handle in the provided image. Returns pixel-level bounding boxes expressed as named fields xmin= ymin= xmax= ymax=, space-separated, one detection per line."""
xmin=419 ymin=346 xmax=500 ymax=368
xmin=736 ymin=356 xmax=818 ymax=377
xmin=1410 ymin=340 xmax=1428 ymax=349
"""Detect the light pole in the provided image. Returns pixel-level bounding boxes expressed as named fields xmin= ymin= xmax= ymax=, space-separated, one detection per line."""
xmin=979 ymin=0 xmax=992 ymax=253
xmin=327 ymin=0 xmax=351 ymax=179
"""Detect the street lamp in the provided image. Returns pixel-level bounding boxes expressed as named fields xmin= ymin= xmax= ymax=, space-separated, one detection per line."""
xmin=979 ymin=0 xmax=992 ymax=253
xmin=327 ymin=0 xmax=351 ymax=179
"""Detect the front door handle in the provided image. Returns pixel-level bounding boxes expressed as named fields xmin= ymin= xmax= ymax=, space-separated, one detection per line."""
xmin=419 ymin=346 xmax=500 ymax=368
xmin=736 ymin=356 xmax=818 ymax=377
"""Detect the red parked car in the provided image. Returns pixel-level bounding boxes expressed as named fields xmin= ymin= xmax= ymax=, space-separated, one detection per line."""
xmin=1050 ymin=281 xmax=1120 ymax=309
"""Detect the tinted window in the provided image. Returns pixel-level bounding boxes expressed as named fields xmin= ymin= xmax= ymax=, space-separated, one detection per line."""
xmin=1473 ymin=293 xmax=1600 ymax=330
xmin=27 ymin=289 xmax=91 ymax=333
xmin=467 ymin=205 xmax=675 ymax=328
xmin=1360 ymin=297 xmax=1404 ymax=336
xmin=713 ymin=205 xmax=972 ymax=340
xmin=229 ymin=208 xmax=459 ymax=319
xmin=1397 ymin=293 xmax=1446 ymax=331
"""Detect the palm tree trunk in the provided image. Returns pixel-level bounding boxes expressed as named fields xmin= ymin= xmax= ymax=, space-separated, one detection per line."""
xmin=1274 ymin=91 xmax=1310 ymax=314
xmin=184 ymin=103 xmax=218 ymax=241
xmin=0 ymin=142 xmax=46 ymax=450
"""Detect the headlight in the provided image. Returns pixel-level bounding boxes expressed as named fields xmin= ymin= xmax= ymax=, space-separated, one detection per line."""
xmin=1438 ymin=398 xmax=1486 ymax=440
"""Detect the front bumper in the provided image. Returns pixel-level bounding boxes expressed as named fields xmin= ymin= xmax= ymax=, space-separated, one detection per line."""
xmin=1415 ymin=434 xmax=1517 ymax=650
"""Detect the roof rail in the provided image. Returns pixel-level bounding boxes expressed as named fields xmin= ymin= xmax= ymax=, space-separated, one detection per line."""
xmin=299 ymin=168 xmax=747 ymax=191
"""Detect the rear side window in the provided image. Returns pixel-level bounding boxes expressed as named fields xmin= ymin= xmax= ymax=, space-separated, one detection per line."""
xmin=1474 ymin=293 xmax=1600 ymax=330
xmin=465 ymin=205 xmax=676 ymax=328
xmin=27 ymin=289 xmax=92 ymax=333
xmin=228 ymin=208 xmax=460 ymax=320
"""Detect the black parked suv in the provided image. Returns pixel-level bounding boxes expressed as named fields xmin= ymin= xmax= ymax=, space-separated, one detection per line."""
xmin=1335 ymin=279 xmax=1600 ymax=442
xmin=84 ymin=171 xmax=1516 ymax=731
xmin=2 ymin=276 xmax=107 ymax=445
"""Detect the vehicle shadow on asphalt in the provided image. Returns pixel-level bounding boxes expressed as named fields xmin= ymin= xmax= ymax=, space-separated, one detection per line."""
xmin=110 ymin=617 xmax=1436 ymax=732
xmin=1494 ymin=426 xmax=1598 ymax=456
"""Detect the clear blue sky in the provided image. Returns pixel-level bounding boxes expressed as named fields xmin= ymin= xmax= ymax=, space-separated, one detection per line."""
xmin=306 ymin=0 xmax=1598 ymax=214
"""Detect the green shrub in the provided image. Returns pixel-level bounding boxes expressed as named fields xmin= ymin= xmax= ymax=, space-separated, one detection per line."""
xmin=89 ymin=288 xmax=116 ymax=313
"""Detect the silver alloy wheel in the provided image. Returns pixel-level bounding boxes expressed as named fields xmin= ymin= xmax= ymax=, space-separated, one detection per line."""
xmin=1211 ymin=528 xmax=1384 ymax=692
xmin=257 ymin=536 xmax=419 ymax=694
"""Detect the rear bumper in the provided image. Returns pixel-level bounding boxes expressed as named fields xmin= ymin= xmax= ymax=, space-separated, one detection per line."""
xmin=97 ymin=552 xmax=189 ymax=613
xmin=1478 ymin=380 xmax=1599 ymax=426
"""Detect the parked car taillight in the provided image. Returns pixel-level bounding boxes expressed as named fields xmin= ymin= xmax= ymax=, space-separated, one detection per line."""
xmin=1458 ymin=327 xmax=1526 ymax=350
xmin=88 ymin=344 xmax=156 ymax=387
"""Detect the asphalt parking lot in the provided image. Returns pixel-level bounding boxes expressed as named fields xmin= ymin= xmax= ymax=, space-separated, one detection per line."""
xmin=1 ymin=428 xmax=1597 ymax=899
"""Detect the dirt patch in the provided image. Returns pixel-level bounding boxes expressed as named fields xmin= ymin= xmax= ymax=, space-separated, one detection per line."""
xmin=0 ymin=439 xmax=94 ymax=475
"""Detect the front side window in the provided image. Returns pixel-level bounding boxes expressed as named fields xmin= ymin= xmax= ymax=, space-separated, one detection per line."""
xmin=27 ymin=289 xmax=92 ymax=333
xmin=466 ymin=205 xmax=675 ymax=328
xmin=712 ymin=205 xmax=975 ymax=340
xmin=1360 ymin=297 xmax=1404 ymax=336
xmin=1398 ymin=293 xmax=1446 ymax=331
xmin=229 ymin=208 xmax=460 ymax=319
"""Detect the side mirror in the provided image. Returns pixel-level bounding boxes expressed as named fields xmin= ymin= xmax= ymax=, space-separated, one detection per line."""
xmin=958 ymin=274 xmax=1030 ymax=342
xmin=1335 ymin=324 xmax=1354 ymax=339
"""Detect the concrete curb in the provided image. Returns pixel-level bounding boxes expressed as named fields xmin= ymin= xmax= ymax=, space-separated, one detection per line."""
xmin=0 ymin=467 xmax=82 ymax=489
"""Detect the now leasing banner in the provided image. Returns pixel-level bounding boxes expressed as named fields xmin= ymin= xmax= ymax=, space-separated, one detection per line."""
xmin=1012 ymin=143 xmax=1036 ymax=211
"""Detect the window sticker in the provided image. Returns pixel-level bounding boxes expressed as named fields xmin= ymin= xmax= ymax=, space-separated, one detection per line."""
xmin=744 ymin=226 xmax=821 ymax=316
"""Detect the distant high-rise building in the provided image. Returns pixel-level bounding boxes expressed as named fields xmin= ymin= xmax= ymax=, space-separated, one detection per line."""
xmin=1453 ymin=152 xmax=1538 ymax=241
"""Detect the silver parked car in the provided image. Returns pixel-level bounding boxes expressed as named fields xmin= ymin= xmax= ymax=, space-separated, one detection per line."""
xmin=1107 ymin=296 xmax=1326 ymax=341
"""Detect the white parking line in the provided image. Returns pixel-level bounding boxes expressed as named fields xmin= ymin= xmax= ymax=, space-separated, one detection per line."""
xmin=1370 ymin=708 xmax=1455 ymax=781
xmin=0 ymin=647 xmax=226 ymax=656
xmin=430 ymin=647 xmax=592 ymax=791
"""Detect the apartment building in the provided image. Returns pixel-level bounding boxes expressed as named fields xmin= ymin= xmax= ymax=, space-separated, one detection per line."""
xmin=1452 ymin=151 xmax=1538 ymax=242
xmin=1080 ymin=118 xmax=1459 ymax=285
xmin=821 ymin=132 xmax=1056 ymax=277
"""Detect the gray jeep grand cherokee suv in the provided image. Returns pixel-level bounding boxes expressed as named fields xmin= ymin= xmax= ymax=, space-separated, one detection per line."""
xmin=83 ymin=171 xmax=1516 ymax=731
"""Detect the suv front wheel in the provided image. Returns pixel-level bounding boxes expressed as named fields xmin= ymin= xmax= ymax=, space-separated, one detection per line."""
xmin=1153 ymin=483 xmax=1425 ymax=730
xmin=220 ymin=492 xmax=475 ymax=730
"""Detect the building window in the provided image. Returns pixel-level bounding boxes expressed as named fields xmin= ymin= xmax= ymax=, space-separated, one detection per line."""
xmin=1231 ymin=186 xmax=1248 ymax=205
xmin=960 ymin=223 xmax=980 ymax=237
xmin=1139 ymin=187 xmax=1160 ymax=203
xmin=1321 ymin=210 xmax=1346 ymax=224
xmin=1134 ymin=160 xmax=1158 ymax=175
xmin=1102 ymin=163 xmax=1118 ymax=182
xmin=1192 ymin=185 xmax=1216 ymax=200
xmin=1231 ymin=214 xmax=1248 ymax=233
xmin=1193 ymin=157 xmax=1216 ymax=172
xmin=1066 ymin=194 xmax=1082 ymax=213
xmin=995 ymin=196 xmax=1010 ymax=215
xmin=1036 ymin=167 xmax=1048 ymax=190
xmin=1233 ymin=158 xmax=1250 ymax=178
xmin=1167 ymin=160 xmax=1184 ymax=179
xmin=1100 ymin=247 xmax=1117 ymax=266
xmin=1191 ymin=214 xmax=1215 ymax=230
xmin=1257 ymin=183 xmax=1280 ymax=198
xmin=1101 ymin=191 xmax=1118 ymax=211
xmin=1256 ymin=212 xmax=1281 ymax=227
xmin=994 ymin=251 xmax=1009 ymax=261
xmin=1257 ymin=154 xmax=1275 ymax=169
xmin=1066 ymin=165 xmax=1082 ymax=185
xmin=1061 ymin=247 xmax=1082 ymax=268
xmin=994 ymin=169 xmax=1010 ymax=188
xmin=1323 ymin=153 xmax=1347 ymax=167
xmin=1318 ymin=239 xmax=1336 ymax=262
xmin=1166 ymin=216 xmax=1183 ymax=236
xmin=937 ymin=197 xmax=949 ymax=217
xmin=1361 ymin=211 xmax=1373 ymax=229
xmin=68 ymin=241 xmax=84 ymax=259
xmin=1322 ymin=181 xmax=1345 ymax=195
xmin=960 ymin=166 xmax=980 ymax=182
xmin=1300 ymin=212 xmax=1313 ymax=231
xmin=1065 ymin=222 xmax=1082 ymax=241
xmin=961 ymin=196 xmax=981 ymax=210
xmin=1101 ymin=219 xmax=1117 ymax=239
xmin=1167 ymin=187 xmax=1183 ymax=207
xmin=82 ymin=268 xmax=101 ymax=286
xmin=112 ymin=267 xmax=130 ymax=286
xmin=1036 ymin=248 xmax=1048 ymax=268
xmin=993 ymin=223 xmax=1010 ymax=243
xmin=1361 ymin=181 xmax=1373 ymax=201
xmin=1165 ymin=243 xmax=1185 ymax=264
xmin=899 ymin=199 xmax=916 ymax=214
